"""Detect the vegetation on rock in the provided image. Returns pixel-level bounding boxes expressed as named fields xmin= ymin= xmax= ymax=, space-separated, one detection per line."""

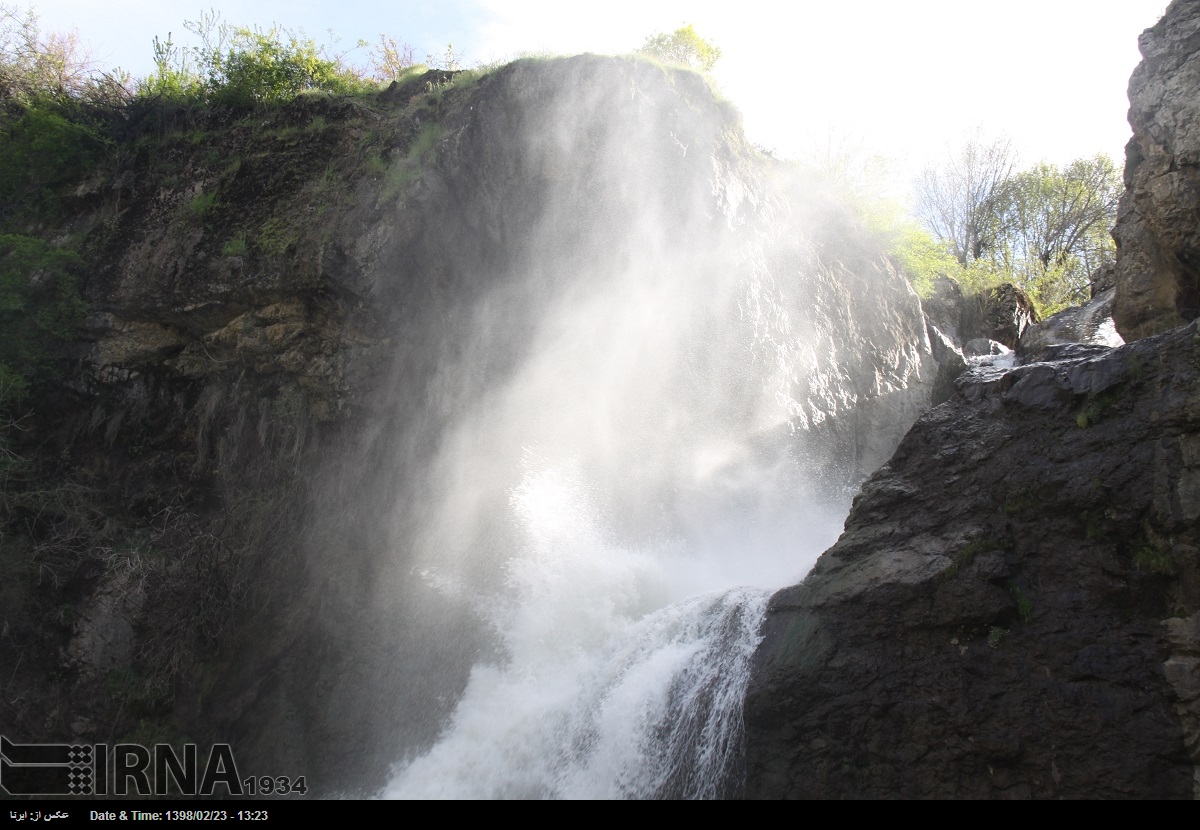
xmin=914 ymin=135 xmax=1121 ymax=315
xmin=637 ymin=24 xmax=721 ymax=73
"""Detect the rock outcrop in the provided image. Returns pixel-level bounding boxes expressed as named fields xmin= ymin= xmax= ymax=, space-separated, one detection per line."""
xmin=1112 ymin=0 xmax=1200 ymax=340
xmin=745 ymin=322 xmax=1200 ymax=797
xmin=1017 ymin=267 xmax=1124 ymax=361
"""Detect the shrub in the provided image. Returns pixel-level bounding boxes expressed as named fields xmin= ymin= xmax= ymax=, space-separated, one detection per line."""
xmin=637 ymin=25 xmax=721 ymax=73
xmin=1133 ymin=544 xmax=1175 ymax=576
xmin=187 ymin=190 xmax=218 ymax=219
xmin=0 ymin=103 xmax=108 ymax=218
xmin=138 ymin=12 xmax=376 ymax=108
xmin=0 ymin=233 xmax=87 ymax=390
xmin=214 ymin=26 xmax=359 ymax=106
xmin=221 ymin=235 xmax=247 ymax=256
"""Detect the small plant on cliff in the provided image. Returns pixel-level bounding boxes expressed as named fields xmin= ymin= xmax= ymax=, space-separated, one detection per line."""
xmin=637 ymin=24 xmax=721 ymax=73
xmin=1008 ymin=581 xmax=1034 ymax=624
xmin=221 ymin=234 xmax=246 ymax=256
xmin=943 ymin=536 xmax=1000 ymax=579
xmin=378 ymin=122 xmax=444 ymax=202
xmin=1133 ymin=544 xmax=1175 ymax=576
xmin=0 ymin=233 xmax=87 ymax=391
xmin=187 ymin=189 xmax=219 ymax=219
xmin=987 ymin=626 xmax=1008 ymax=649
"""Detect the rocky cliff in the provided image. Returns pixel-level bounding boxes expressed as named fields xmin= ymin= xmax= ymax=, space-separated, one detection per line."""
xmin=745 ymin=0 xmax=1200 ymax=798
xmin=0 ymin=56 xmax=946 ymax=794
xmin=745 ymin=327 xmax=1200 ymax=797
xmin=1113 ymin=0 xmax=1200 ymax=340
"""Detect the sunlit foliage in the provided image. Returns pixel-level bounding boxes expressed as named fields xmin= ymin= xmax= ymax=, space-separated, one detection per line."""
xmin=915 ymin=136 xmax=1121 ymax=315
xmin=987 ymin=156 xmax=1121 ymax=312
xmin=137 ymin=11 xmax=380 ymax=106
xmin=0 ymin=2 xmax=126 ymax=105
xmin=637 ymin=24 xmax=721 ymax=73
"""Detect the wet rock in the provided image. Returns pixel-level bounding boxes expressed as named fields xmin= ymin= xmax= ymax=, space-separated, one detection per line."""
xmin=963 ymin=338 xmax=1010 ymax=357
xmin=1018 ymin=285 xmax=1124 ymax=361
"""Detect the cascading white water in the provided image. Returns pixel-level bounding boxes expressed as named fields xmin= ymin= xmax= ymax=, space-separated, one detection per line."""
xmin=382 ymin=457 xmax=843 ymax=799
xmin=369 ymin=217 xmax=856 ymax=798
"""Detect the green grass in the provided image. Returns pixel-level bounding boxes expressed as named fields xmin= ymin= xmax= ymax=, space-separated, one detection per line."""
xmin=1134 ymin=544 xmax=1175 ymax=576
xmin=188 ymin=190 xmax=219 ymax=219
xmin=221 ymin=235 xmax=247 ymax=256
xmin=943 ymin=536 xmax=1001 ymax=579
xmin=1009 ymin=582 xmax=1034 ymax=623
xmin=375 ymin=123 xmax=445 ymax=201
xmin=363 ymin=153 xmax=388 ymax=178
xmin=312 ymin=164 xmax=337 ymax=195
xmin=410 ymin=122 xmax=443 ymax=159
xmin=256 ymin=217 xmax=292 ymax=257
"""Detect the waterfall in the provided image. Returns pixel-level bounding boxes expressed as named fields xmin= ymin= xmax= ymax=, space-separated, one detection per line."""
xmin=382 ymin=459 xmax=842 ymax=799
xmin=365 ymin=226 xmax=852 ymax=797
xmin=323 ymin=60 xmax=927 ymax=799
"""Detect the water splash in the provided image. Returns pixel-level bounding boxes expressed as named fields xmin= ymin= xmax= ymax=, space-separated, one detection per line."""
xmin=382 ymin=461 xmax=832 ymax=799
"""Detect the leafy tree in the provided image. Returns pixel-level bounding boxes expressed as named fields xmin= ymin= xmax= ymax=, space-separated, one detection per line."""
xmin=0 ymin=3 xmax=125 ymax=106
xmin=637 ymin=24 xmax=721 ymax=73
xmin=426 ymin=43 xmax=463 ymax=71
xmin=913 ymin=133 xmax=1016 ymax=267
xmin=988 ymin=155 xmax=1121 ymax=310
xmin=0 ymin=103 xmax=106 ymax=219
xmin=914 ymin=137 xmax=1121 ymax=314
xmin=1 ymin=3 xmax=89 ymax=102
xmin=369 ymin=33 xmax=416 ymax=81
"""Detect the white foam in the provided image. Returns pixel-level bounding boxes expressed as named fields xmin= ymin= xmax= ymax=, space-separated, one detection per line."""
xmin=383 ymin=461 xmax=834 ymax=799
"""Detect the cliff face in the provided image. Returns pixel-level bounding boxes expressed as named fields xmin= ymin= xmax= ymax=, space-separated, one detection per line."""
xmin=1113 ymin=0 xmax=1200 ymax=340
xmin=1 ymin=56 xmax=946 ymax=794
xmin=745 ymin=0 xmax=1200 ymax=798
xmin=745 ymin=328 xmax=1200 ymax=797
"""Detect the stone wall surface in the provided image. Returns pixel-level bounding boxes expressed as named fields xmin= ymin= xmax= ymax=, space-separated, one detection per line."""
xmin=1113 ymin=0 xmax=1200 ymax=340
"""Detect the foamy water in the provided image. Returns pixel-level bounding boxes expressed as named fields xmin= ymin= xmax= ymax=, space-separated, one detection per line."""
xmin=382 ymin=460 xmax=839 ymax=799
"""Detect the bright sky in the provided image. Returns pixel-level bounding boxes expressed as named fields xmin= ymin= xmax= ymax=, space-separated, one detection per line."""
xmin=29 ymin=0 xmax=1169 ymax=197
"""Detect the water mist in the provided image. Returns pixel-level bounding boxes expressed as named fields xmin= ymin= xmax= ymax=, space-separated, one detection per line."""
xmin=302 ymin=57 xmax=933 ymax=798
